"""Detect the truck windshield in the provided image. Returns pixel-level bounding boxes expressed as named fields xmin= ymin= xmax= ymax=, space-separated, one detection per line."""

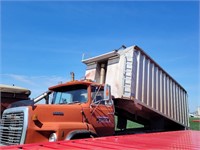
xmin=52 ymin=88 xmax=88 ymax=104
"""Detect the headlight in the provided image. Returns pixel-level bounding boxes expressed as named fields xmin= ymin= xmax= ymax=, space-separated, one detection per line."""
xmin=49 ymin=133 xmax=57 ymax=142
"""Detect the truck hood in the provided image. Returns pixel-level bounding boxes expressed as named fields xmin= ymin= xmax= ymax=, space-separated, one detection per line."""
xmin=29 ymin=104 xmax=84 ymax=123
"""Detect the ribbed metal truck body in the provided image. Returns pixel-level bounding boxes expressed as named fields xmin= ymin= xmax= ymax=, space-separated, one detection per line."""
xmin=82 ymin=45 xmax=189 ymax=129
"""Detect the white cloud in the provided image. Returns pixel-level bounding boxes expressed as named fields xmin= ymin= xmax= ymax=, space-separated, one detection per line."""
xmin=6 ymin=74 xmax=37 ymax=86
xmin=1 ymin=74 xmax=67 ymax=98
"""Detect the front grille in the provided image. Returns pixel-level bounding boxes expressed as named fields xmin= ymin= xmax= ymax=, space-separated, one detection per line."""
xmin=0 ymin=107 xmax=28 ymax=145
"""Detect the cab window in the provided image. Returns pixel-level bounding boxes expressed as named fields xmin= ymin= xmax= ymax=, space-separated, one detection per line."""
xmin=91 ymin=86 xmax=105 ymax=105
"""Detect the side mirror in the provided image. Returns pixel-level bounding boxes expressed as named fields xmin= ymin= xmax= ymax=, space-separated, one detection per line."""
xmin=104 ymin=84 xmax=111 ymax=101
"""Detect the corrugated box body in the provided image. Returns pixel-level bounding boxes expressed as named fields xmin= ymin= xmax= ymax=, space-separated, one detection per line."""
xmin=83 ymin=45 xmax=189 ymax=127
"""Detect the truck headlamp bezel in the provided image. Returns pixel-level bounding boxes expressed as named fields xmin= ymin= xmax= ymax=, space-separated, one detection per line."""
xmin=49 ymin=133 xmax=57 ymax=142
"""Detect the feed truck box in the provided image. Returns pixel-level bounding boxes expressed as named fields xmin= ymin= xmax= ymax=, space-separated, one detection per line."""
xmin=0 ymin=84 xmax=31 ymax=118
xmin=82 ymin=45 xmax=189 ymax=130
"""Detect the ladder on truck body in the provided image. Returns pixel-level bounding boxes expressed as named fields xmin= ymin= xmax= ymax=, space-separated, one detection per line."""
xmin=123 ymin=54 xmax=134 ymax=97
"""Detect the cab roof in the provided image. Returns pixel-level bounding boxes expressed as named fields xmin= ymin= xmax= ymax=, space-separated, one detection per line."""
xmin=48 ymin=80 xmax=104 ymax=90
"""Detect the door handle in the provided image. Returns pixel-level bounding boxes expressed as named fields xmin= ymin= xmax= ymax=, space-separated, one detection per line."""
xmin=107 ymin=112 xmax=115 ymax=115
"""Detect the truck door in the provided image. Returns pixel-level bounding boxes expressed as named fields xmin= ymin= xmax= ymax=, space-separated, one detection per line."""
xmin=89 ymin=86 xmax=115 ymax=137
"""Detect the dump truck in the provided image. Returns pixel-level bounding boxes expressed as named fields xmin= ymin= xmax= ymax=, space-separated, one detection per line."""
xmin=82 ymin=45 xmax=189 ymax=130
xmin=0 ymin=84 xmax=31 ymax=118
xmin=0 ymin=45 xmax=189 ymax=146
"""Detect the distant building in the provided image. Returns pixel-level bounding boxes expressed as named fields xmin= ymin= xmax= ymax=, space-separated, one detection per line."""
xmin=198 ymin=107 xmax=200 ymax=116
xmin=190 ymin=106 xmax=200 ymax=117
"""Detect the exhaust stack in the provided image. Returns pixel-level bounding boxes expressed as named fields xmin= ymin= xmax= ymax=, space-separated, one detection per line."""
xmin=70 ymin=72 xmax=75 ymax=81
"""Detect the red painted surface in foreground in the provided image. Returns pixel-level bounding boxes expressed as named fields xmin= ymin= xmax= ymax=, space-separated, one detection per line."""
xmin=1 ymin=130 xmax=200 ymax=150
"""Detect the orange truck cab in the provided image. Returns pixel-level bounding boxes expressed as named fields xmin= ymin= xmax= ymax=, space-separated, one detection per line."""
xmin=0 ymin=80 xmax=115 ymax=145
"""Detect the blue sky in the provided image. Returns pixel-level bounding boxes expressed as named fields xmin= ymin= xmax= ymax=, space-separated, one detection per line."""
xmin=1 ymin=1 xmax=199 ymax=112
